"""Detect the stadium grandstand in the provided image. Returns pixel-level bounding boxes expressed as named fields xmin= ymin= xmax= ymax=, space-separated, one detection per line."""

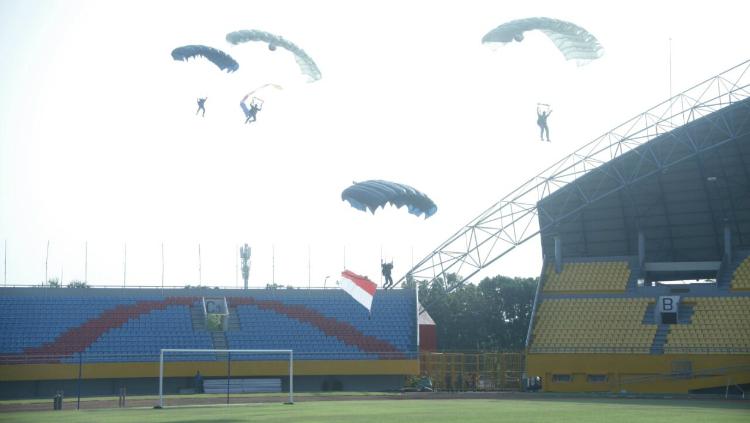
xmin=0 ymin=287 xmax=419 ymax=398
xmin=403 ymin=60 xmax=750 ymax=394
xmin=525 ymin=80 xmax=750 ymax=394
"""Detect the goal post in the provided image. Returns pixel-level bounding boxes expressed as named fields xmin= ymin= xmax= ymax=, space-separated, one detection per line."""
xmin=157 ymin=348 xmax=293 ymax=408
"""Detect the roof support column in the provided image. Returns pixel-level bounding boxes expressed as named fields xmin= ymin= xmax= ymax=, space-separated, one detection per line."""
xmin=554 ymin=235 xmax=562 ymax=273
xmin=724 ymin=223 xmax=732 ymax=263
xmin=638 ymin=230 xmax=645 ymax=272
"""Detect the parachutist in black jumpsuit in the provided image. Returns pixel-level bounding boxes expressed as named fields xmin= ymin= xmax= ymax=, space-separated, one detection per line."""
xmin=196 ymin=98 xmax=207 ymax=117
xmin=537 ymin=107 xmax=551 ymax=142
xmin=241 ymin=95 xmax=262 ymax=123
xmin=382 ymin=261 xmax=394 ymax=289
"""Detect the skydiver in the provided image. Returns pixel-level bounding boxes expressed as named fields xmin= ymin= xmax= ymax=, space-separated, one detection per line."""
xmin=240 ymin=95 xmax=262 ymax=124
xmin=381 ymin=260 xmax=394 ymax=289
xmin=196 ymin=97 xmax=207 ymax=117
xmin=537 ymin=105 xmax=552 ymax=142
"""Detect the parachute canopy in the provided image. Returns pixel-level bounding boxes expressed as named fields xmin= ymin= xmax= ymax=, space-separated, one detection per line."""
xmin=482 ymin=17 xmax=604 ymax=65
xmin=171 ymin=45 xmax=239 ymax=72
xmin=342 ymin=180 xmax=437 ymax=219
xmin=226 ymin=29 xmax=321 ymax=82
xmin=246 ymin=83 xmax=283 ymax=99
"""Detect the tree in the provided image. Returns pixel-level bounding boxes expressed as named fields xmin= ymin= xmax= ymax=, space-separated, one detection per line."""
xmin=46 ymin=278 xmax=60 ymax=288
xmin=418 ymin=273 xmax=538 ymax=351
xmin=67 ymin=280 xmax=89 ymax=288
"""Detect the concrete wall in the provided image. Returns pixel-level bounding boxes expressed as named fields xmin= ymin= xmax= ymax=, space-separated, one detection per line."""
xmin=0 ymin=375 xmax=406 ymax=399
xmin=526 ymin=353 xmax=750 ymax=393
xmin=0 ymin=359 xmax=418 ymax=399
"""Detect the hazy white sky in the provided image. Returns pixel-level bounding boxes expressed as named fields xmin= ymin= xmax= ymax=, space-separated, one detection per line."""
xmin=0 ymin=0 xmax=747 ymax=288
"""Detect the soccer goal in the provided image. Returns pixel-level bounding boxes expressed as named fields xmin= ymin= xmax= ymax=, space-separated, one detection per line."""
xmin=157 ymin=349 xmax=293 ymax=408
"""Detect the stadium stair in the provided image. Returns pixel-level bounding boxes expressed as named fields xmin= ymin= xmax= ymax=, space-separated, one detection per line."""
xmin=678 ymin=303 xmax=694 ymax=323
xmin=190 ymin=304 xmax=206 ymax=330
xmin=717 ymin=269 xmax=731 ymax=291
xmin=211 ymin=332 xmax=228 ymax=349
xmin=227 ymin=307 xmax=241 ymax=331
xmin=649 ymin=324 xmax=669 ymax=354
xmin=728 ymin=252 xmax=750 ymax=291
xmin=642 ymin=302 xmax=660 ymax=354
xmin=645 ymin=302 xmax=694 ymax=354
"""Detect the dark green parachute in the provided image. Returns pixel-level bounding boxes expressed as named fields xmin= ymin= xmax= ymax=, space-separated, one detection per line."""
xmin=482 ymin=17 xmax=604 ymax=65
xmin=342 ymin=180 xmax=437 ymax=219
xmin=171 ymin=45 xmax=239 ymax=72
xmin=226 ymin=29 xmax=321 ymax=82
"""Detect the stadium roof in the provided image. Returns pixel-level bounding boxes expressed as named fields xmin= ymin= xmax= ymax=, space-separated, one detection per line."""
xmin=401 ymin=60 xmax=750 ymax=286
xmin=538 ymin=97 xmax=750 ymax=261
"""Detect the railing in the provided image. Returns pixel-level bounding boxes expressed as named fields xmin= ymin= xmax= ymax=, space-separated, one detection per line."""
xmin=419 ymin=351 xmax=525 ymax=391
xmin=0 ymin=350 xmax=419 ymax=365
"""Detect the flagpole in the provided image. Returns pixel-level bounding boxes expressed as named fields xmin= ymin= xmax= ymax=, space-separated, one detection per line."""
xmin=379 ymin=245 xmax=383 ymax=286
xmin=272 ymin=244 xmax=275 ymax=285
xmin=84 ymin=241 xmax=88 ymax=284
xmin=416 ymin=277 xmax=420 ymax=349
xmin=45 ymin=240 xmax=49 ymax=286
xmin=308 ymin=244 xmax=311 ymax=289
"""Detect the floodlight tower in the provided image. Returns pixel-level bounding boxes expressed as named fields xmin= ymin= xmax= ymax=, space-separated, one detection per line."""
xmin=240 ymin=244 xmax=251 ymax=289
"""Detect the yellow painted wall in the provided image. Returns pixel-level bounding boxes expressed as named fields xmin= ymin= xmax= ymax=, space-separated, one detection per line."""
xmin=527 ymin=353 xmax=750 ymax=393
xmin=0 ymin=360 xmax=419 ymax=381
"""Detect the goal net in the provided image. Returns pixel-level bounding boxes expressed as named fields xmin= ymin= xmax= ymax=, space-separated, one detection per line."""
xmin=157 ymin=349 xmax=293 ymax=408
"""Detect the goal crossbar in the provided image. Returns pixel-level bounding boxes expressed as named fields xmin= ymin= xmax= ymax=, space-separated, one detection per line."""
xmin=158 ymin=348 xmax=293 ymax=407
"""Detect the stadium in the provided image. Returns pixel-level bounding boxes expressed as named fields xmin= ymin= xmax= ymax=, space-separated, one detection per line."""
xmin=1 ymin=61 xmax=748 ymax=415
xmin=2 ymin=3 xmax=750 ymax=419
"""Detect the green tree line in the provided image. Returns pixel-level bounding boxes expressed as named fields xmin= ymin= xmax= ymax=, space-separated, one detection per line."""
xmin=406 ymin=274 xmax=538 ymax=351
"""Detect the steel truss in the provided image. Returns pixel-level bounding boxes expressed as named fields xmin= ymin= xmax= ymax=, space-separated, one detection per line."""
xmin=400 ymin=59 xmax=750 ymax=287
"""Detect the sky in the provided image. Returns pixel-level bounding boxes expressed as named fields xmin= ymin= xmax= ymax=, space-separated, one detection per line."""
xmin=0 ymin=0 xmax=747 ymax=288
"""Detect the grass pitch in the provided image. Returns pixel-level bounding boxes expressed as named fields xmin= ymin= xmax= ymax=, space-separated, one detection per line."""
xmin=1 ymin=398 xmax=748 ymax=423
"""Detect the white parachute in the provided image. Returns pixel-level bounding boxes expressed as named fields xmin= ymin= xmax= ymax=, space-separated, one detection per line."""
xmin=482 ymin=17 xmax=604 ymax=66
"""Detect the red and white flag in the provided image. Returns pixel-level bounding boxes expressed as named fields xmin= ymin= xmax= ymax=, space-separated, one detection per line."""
xmin=337 ymin=269 xmax=377 ymax=311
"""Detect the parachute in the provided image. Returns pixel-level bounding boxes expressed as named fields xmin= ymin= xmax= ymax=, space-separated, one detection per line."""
xmin=342 ymin=180 xmax=437 ymax=219
xmin=171 ymin=45 xmax=239 ymax=72
xmin=240 ymin=84 xmax=282 ymax=123
xmin=225 ymin=30 xmax=321 ymax=82
xmin=244 ymin=83 xmax=283 ymax=110
xmin=482 ymin=17 xmax=604 ymax=65
xmin=246 ymin=83 xmax=284 ymax=99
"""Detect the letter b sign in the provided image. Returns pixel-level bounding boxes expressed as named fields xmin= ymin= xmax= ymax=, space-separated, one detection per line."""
xmin=661 ymin=297 xmax=674 ymax=312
